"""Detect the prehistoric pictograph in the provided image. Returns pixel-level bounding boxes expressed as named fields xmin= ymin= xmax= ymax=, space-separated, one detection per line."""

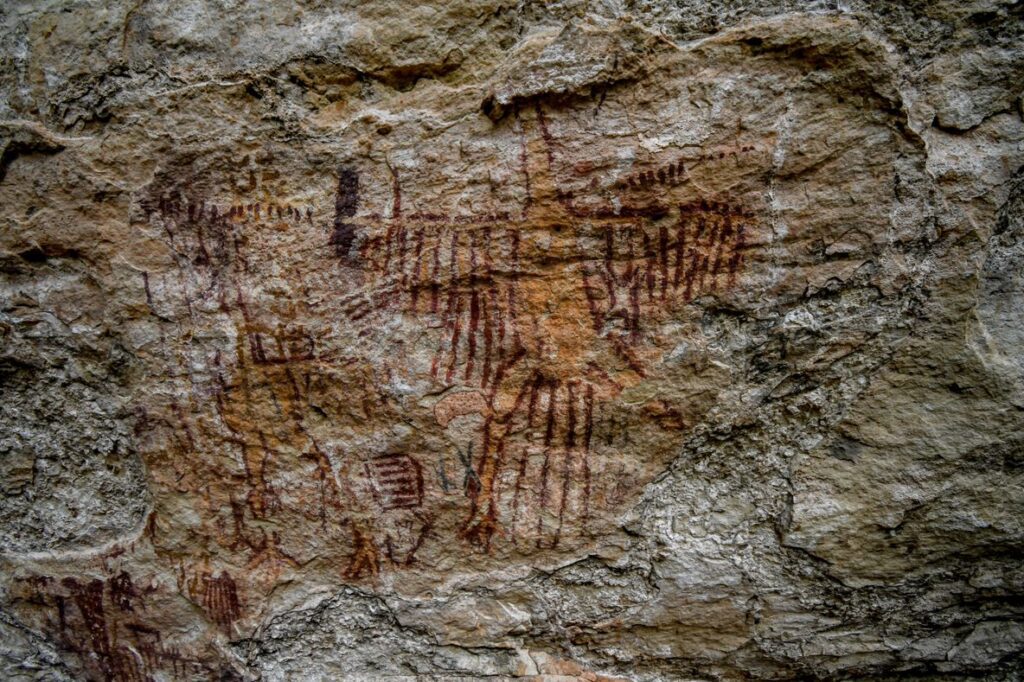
xmin=11 ymin=2 xmax=1011 ymax=678
xmin=322 ymin=105 xmax=759 ymax=551
xmin=4 ymin=103 xmax=765 ymax=680
xmin=126 ymin=103 xmax=765 ymax=577
xmin=12 ymin=570 xmax=224 ymax=682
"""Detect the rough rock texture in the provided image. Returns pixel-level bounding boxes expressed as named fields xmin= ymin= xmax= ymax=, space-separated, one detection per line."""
xmin=1 ymin=1 xmax=1023 ymax=680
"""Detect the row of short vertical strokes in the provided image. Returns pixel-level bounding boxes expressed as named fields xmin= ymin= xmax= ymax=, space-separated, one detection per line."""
xmin=156 ymin=196 xmax=315 ymax=224
xmin=346 ymin=204 xmax=744 ymax=338
xmin=617 ymin=146 xmax=760 ymax=190
xmin=355 ymin=201 xmax=748 ymax=304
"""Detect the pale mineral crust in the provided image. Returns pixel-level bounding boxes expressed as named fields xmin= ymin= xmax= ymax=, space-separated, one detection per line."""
xmin=0 ymin=1 xmax=1022 ymax=680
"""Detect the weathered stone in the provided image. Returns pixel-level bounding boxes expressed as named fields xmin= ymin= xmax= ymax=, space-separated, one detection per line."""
xmin=0 ymin=1 xmax=1022 ymax=680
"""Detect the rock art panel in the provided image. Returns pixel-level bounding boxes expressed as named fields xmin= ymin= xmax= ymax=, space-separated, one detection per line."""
xmin=2 ymin=4 xmax=1023 ymax=680
xmin=127 ymin=101 xmax=772 ymax=586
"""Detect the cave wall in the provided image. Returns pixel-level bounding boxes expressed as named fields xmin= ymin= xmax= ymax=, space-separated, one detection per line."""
xmin=1 ymin=1 xmax=1023 ymax=680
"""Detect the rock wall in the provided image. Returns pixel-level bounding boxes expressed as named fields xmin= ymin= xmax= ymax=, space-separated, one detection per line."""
xmin=1 ymin=1 xmax=1022 ymax=680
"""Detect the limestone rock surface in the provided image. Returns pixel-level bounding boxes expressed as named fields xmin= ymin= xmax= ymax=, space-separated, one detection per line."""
xmin=1 ymin=1 xmax=1023 ymax=680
